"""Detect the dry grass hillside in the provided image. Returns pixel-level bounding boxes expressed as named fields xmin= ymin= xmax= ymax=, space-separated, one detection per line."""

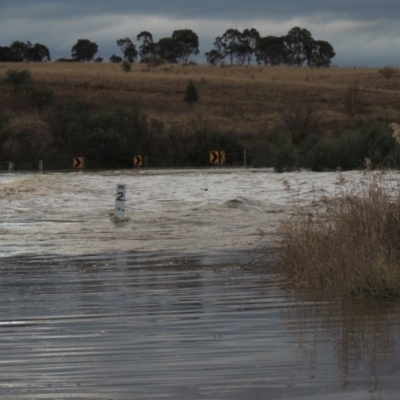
xmin=0 ymin=62 xmax=400 ymax=168
xmin=1 ymin=62 xmax=399 ymax=131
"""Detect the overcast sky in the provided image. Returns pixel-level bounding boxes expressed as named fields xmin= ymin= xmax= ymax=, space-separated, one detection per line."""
xmin=1 ymin=0 xmax=400 ymax=66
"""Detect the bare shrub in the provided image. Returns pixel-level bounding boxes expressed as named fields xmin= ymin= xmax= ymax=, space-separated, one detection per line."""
xmin=389 ymin=122 xmax=400 ymax=143
xmin=146 ymin=57 xmax=166 ymax=68
xmin=121 ymin=60 xmax=131 ymax=73
xmin=280 ymin=98 xmax=320 ymax=145
xmin=271 ymin=172 xmax=400 ymax=299
xmin=344 ymin=80 xmax=362 ymax=116
xmin=379 ymin=66 xmax=398 ymax=80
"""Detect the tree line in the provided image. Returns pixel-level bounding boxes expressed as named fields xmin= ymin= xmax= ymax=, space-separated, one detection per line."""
xmin=0 ymin=40 xmax=51 ymax=62
xmin=206 ymin=27 xmax=335 ymax=67
xmin=0 ymin=26 xmax=335 ymax=67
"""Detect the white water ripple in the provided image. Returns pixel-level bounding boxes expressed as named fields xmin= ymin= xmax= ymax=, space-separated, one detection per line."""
xmin=0 ymin=168 xmax=397 ymax=259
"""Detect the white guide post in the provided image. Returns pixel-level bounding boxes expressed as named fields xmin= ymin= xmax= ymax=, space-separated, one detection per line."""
xmin=9 ymin=162 xmax=14 ymax=173
xmin=115 ymin=184 xmax=127 ymax=220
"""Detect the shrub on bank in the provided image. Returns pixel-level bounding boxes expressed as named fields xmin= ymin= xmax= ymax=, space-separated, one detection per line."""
xmin=272 ymin=133 xmax=297 ymax=172
xmin=271 ymin=172 xmax=400 ymax=299
xmin=273 ymin=124 xmax=399 ymax=172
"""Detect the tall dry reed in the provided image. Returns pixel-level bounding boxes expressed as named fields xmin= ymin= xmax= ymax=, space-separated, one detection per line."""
xmin=271 ymin=171 xmax=400 ymax=298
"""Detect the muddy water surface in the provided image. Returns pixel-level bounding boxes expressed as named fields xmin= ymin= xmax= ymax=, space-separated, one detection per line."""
xmin=2 ymin=170 xmax=400 ymax=399
xmin=1 ymin=253 xmax=400 ymax=399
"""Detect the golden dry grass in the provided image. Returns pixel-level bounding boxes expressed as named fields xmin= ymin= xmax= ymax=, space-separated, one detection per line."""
xmin=1 ymin=62 xmax=400 ymax=149
xmin=271 ymin=171 xmax=400 ymax=299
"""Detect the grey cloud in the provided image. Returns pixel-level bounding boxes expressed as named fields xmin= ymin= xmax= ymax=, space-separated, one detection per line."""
xmin=3 ymin=0 xmax=400 ymax=21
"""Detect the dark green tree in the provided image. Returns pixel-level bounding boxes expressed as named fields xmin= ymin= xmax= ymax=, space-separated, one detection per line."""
xmin=4 ymin=41 xmax=50 ymax=62
xmin=171 ymin=29 xmax=200 ymax=64
xmin=208 ymin=29 xmax=255 ymax=65
xmin=71 ymin=39 xmax=98 ymax=62
xmin=210 ymin=36 xmax=227 ymax=62
xmin=284 ymin=27 xmax=314 ymax=66
xmin=3 ymin=68 xmax=34 ymax=99
xmin=116 ymin=37 xmax=138 ymax=62
xmin=155 ymin=37 xmax=178 ymax=63
xmin=137 ymin=31 xmax=156 ymax=61
xmin=109 ymin=54 xmax=123 ymax=63
xmin=205 ymin=49 xmax=224 ymax=65
xmin=25 ymin=84 xmax=55 ymax=116
xmin=241 ymin=28 xmax=260 ymax=65
xmin=233 ymin=42 xmax=250 ymax=65
xmin=184 ymin=81 xmax=199 ymax=106
xmin=308 ymin=40 xmax=336 ymax=67
xmin=55 ymin=57 xmax=75 ymax=62
xmin=220 ymin=29 xmax=243 ymax=65
xmin=0 ymin=46 xmax=18 ymax=62
xmin=256 ymin=36 xmax=287 ymax=65
xmin=27 ymin=43 xmax=51 ymax=62
xmin=9 ymin=40 xmax=30 ymax=61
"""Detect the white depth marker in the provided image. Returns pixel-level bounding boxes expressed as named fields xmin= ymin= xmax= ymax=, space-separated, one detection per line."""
xmin=115 ymin=184 xmax=127 ymax=220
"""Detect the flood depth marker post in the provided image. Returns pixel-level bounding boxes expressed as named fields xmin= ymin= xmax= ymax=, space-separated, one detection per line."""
xmin=115 ymin=184 xmax=127 ymax=220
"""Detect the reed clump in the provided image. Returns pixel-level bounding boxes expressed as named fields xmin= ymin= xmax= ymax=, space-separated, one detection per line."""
xmin=272 ymin=172 xmax=400 ymax=299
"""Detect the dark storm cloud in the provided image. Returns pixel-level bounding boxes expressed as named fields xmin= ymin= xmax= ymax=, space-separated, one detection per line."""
xmin=3 ymin=0 xmax=400 ymax=21
xmin=2 ymin=0 xmax=400 ymax=66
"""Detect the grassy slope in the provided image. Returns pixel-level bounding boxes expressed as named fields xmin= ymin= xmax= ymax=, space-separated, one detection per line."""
xmin=0 ymin=62 xmax=399 ymax=151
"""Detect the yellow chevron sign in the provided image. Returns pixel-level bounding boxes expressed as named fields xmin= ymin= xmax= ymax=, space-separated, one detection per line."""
xmin=73 ymin=157 xmax=84 ymax=169
xmin=133 ymin=155 xmax=143 ymax=167
xmin=210 ymin=151 xmax=225 ymax=165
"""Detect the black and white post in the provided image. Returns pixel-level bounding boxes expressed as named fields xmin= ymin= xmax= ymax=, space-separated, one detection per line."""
xmin=115 ymin=184 xmax=127 ymax=220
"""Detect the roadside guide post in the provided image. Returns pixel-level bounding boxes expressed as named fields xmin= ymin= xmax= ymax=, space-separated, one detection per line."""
xmin=210 ymin=151 xmax=226 ymax=167
xmin=115 ymin=184 xmax=127 ymax=220
xmin=73 ymin=157 xmax=84 ymax=170
xmin=8 ymin=162 xmax=14 ymax=173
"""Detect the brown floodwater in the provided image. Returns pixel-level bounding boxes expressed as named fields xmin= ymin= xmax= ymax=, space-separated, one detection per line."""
xmin=1 ymin=252 xmax=400 ymax=400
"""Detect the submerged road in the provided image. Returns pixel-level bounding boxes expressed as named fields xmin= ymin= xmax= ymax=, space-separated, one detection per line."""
xmin=1 ymin=253 xmax=400 ymax=399
xmin=2 ymin=170 xmax=400 ymax=398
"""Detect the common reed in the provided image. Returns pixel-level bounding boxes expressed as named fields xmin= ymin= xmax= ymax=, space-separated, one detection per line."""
xmin=271 ymin=171 xmax=400 ymax=299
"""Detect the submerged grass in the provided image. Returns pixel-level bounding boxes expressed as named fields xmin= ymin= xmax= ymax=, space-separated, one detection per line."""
xmin=272 ymin=171 xmax=400 ymax=299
